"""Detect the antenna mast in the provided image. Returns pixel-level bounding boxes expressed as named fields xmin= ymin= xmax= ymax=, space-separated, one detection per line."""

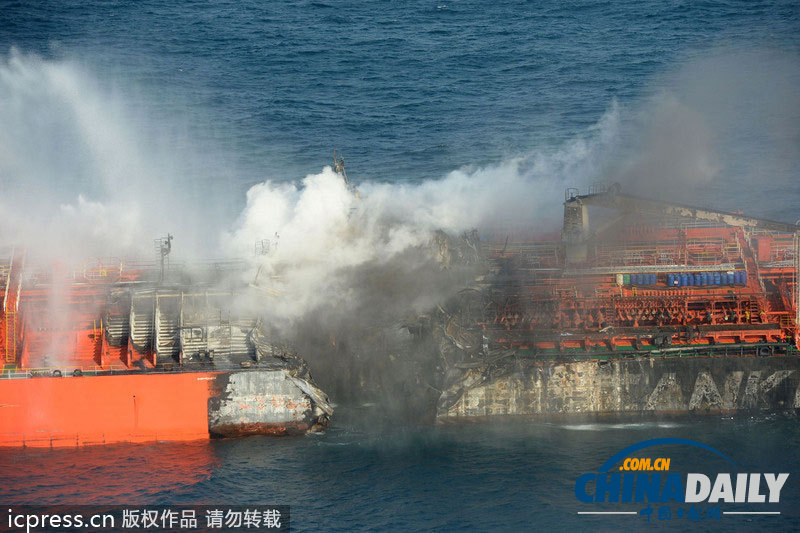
xmin=333 ymin=149 xmax=349 ymax=186
xmin=156 ymin=233 xmax=173 ymax=283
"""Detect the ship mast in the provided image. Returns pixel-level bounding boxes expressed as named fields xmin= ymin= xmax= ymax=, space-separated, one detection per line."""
xmin=333 ymin=149 xmax=349 ymax=186
xmin=156 ymin=233 xmax=173 ymax=283
xmin=333 ymin=149 xmax=359 ymax=199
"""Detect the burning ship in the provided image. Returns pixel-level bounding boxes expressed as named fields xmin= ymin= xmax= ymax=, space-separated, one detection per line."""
xmin=4 ymin=172 xmax=800 ymax=446
xmin=0 ymin=235 xmax=332 ymax=447
xmin=434 ymin=184 xmax=800 ymax=420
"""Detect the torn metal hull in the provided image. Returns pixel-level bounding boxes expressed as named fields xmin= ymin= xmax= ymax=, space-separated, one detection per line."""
xmin=208 ymin=369 xmax=332 ymax=437
xmin=0 ymin=369 xmax=332 ymax=447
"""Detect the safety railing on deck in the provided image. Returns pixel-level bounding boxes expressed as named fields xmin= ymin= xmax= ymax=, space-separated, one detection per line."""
xmin=1 ymin=364 xmax=130 ymax=379
xmin=0 ymin=359 xmax=246 ymax=379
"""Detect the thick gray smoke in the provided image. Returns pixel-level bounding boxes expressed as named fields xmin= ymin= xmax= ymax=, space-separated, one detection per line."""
xmin=610 ymin=48 xmax=800 ymax=212
xmin=0 ymin=48 xmax=620 ymax=384
xmin=3 ymin=46 xmax=796 ymax=280
xmin=0 ymin=47 xmax=619 ymax=273
xmin=220 ymin=106 xmax=621 ymax=409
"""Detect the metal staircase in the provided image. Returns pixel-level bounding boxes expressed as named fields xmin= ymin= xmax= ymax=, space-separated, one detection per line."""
xmin=155 ymin=291 xmax=181 ymax=363
xmin=3 ymin=248 xmax=24 ymax=364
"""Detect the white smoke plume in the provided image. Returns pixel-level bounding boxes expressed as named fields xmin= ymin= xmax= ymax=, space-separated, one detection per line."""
xmin=225 ymin=107 xmax=620 ymax=326
xmin=4 ymin=45 xmax=796 ymax=338
xmin=0 ymin=47 xmax=626 ymax=368
xmin=3 ymin=44 xmax=797 ymax=391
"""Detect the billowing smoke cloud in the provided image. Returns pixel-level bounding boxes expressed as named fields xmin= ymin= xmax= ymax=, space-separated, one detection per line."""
xmin=0 ymin=48 xmax=619 ymax=282
xmin=225 ymin=106 xmax=621 ymax=328
xmin=4 ymin=45 xmax=797 ymax=395
xmin=0 ymin=47 xmax=624 ymax=377
xmin=3 ymin=45 xmax=797 ymax=282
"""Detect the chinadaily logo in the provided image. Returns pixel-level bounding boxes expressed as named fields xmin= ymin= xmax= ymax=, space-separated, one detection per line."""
xmin=574 ymin=438 xmax=788 ymax=523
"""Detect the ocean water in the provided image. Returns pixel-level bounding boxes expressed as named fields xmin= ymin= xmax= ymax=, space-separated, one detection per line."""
xmin=3 ymin=0 xmax=800 ymax=530
xmin=2 ymin=413 xmax=800 ymax=531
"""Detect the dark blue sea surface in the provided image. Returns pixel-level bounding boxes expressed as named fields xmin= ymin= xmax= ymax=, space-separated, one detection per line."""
xmin=4 ymin=1 xmax=800 ymax=205
xmin=2 ymin=412 xmax=800 ymax=531
xmin=2 ymin=1 xmax=800 ymax=530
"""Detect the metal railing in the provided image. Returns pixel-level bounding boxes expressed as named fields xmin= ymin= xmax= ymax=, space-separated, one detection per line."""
xmin=1 ymin=364 xmax=129 ymax=379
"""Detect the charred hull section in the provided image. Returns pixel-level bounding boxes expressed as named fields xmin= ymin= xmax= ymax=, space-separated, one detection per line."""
xmin=436 ymin=355 xmax=800 ymax=419
xmin=210 ymin=421 xmax=312 ymax=438
xmin=421 ymin=183 xmax=800 ymax=421
xmin=208 ymin=370 xmax=332 ymax=438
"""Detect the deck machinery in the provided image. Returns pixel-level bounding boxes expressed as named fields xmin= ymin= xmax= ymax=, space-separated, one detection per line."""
xmin=0 ymin=256 xmax=258 ymax=373
xmin=482 ymin=185 xmax=800 ymax=358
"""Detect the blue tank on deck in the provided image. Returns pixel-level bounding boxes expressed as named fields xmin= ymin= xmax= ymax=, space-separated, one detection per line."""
xmin=649 ymin=273 xmax=656 ymax=285
xmin=694 ymin=273 xmax=702 ymax=286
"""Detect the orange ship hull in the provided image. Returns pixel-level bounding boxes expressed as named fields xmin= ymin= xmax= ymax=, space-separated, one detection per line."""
xmin=1 ymin=372 xmax=213 ymax=447
xmin=0 ymin=369 xmax=331 ymax=448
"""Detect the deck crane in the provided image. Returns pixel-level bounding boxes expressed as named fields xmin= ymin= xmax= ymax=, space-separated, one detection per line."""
xmin=562 ymin=184 xmax=800 ymax=331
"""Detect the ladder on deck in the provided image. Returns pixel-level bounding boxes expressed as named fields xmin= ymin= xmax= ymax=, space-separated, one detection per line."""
xmin=3 ymin=248 xmax=24 ymax=363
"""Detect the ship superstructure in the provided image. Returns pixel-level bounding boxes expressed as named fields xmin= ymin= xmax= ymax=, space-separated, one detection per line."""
xmin=434 ymin=185 xmax=800 ymax=419
xmin=455 ymin=184 xmax=799 ymax=360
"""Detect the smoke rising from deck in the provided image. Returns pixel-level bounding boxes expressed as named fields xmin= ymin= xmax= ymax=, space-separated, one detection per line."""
xmin=2 ymin=46 xmax=796 ymax=268
xmin=3 ymin=46 xmax=798 ymax=406
xmin=222 ymin=110 xmax=621 ymax=409
xmin=224 ymin=109 xmax=620 ymax=328
xmin=609 ymin=48 xmax=800 ymax=215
